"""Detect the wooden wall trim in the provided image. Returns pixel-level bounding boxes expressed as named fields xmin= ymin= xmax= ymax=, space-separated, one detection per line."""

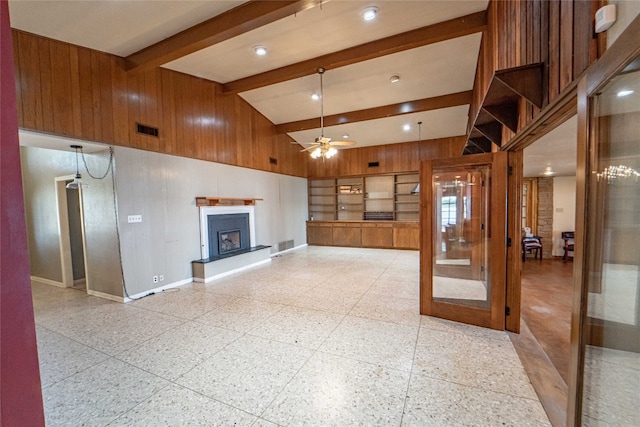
xmin=13 ymin=29 xmax=308 ymax=178
xmin=306 ymin=135 xmax=467 ymax=178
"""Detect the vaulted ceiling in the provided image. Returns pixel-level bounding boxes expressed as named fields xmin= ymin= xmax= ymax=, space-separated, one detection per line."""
xmin=9 ymin=0 xmax=489 ymax=150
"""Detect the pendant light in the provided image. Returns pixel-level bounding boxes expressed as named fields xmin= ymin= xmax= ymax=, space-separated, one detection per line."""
xmin=66 ymin=145 xmax=83 ymax=190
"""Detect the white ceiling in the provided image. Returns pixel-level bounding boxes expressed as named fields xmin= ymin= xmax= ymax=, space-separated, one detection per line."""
xmin=523 ymin=115 xmax=577 ymax=178
xmin=8 ymin=0 xmax=489 ymax=150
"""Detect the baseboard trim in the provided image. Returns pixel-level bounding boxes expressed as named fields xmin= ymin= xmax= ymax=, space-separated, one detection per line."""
xmin=123 ymin=278 xmax=193 ymax=302
xmin=271 ymin=243 xmax=308 ymax=257
xmin=30 ymin=276 xmax=66 ymax=288
xmin=87 ymin=289 xmax=124 ymax=303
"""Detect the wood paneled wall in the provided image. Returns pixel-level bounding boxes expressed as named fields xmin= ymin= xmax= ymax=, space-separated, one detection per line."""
xmin=12 ymin=30 xmax=307 ymax=177
xmin=307 ymin=136 xmax=466 ymax=178
xmin=468 ymin=0 xmax=600 ymax=146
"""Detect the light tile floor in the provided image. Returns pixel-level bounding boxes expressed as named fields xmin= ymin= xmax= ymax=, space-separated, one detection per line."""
xmin=34 ymin=246 xmax=551 ymax=426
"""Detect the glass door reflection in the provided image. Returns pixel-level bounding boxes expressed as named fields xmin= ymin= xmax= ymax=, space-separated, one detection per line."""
xmin=432 ymin=166 xmax=490 ymax=309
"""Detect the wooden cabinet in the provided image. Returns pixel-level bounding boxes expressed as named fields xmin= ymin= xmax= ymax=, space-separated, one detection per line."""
xmin=309 ymin=172 xmax=419 ymax=221
xmin=307 ymin=221 xmax=419 ymax=250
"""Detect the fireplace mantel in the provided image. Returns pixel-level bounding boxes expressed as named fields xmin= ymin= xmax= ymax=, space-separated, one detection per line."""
xmin=196 ymin=197 xmax=263 ymax=207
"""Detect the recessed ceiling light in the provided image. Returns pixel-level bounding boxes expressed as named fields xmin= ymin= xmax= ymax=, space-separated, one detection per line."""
xmin=362 ymin=6 xmax=378 ymax=21
xmin=342 ymin=134 xmax=349 ymax=139
xmin=253 ymin=46 xmax=267 ymax=56
xmin=389 ymin=75 xmax=400 ymax=83
xmin=403 ymin=124 xmax=411 ymax=131
xmin=543 ymin=166 xmax=554 ymax=176
xmin=311 ymin=93 xmax=320 ymax=101
xmin=617 ymin=89 xmax=634 ymax=97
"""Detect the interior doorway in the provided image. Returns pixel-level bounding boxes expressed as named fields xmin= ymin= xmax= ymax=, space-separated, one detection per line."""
xmin=55 ymin=175 xmax=89 ymax=292
xmin=521 ymin=115 xmax=577 ymax=383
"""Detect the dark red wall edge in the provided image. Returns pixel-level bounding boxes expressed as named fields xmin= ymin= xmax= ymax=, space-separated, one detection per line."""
xmin=1 ymin=0 xmax=45 ymax=424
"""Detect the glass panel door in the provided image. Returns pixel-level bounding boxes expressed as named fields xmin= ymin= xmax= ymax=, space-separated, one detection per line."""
xmin=420 ymin=152 xmax=507 ymax=330
xmin=581 ymin=58 xmax=640 ymax=426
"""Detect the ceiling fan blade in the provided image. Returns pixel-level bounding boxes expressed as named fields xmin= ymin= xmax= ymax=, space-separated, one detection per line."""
xmin=329 ymin=140 xmax=357 ymax=147
xmin=300 ymin=144 xmax=320 ymax=152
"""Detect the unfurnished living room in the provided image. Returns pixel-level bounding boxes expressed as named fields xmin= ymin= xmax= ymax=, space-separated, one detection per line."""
xmin=2 ymin=1 xmax=639 ymax=426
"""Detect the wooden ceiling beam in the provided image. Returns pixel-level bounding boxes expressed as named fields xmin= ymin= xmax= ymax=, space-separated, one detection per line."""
xmin=223 ymin=10 xmax=487 ymax=94
xmin=275 ymin=91 xmax=472 ymax=133
xmin=124 ymin=0 xmax=321 ymax=75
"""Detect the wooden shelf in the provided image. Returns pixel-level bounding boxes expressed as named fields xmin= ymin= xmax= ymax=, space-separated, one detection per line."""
xmin=309 ymin=172 xmax=418 ymax=222
xmin=196 ymin=197 xmax=263 ymax=207
xmin=465 ymin=63 xmax=545 ymax=154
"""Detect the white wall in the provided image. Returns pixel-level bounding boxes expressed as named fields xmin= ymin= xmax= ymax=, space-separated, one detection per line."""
xmin=607 ymin=1 xmax=640 ymax=48
xmin=113 ymin=146 xmax=308 ymax=296
xmin=552 ymin=176 xmax=576 ymax=257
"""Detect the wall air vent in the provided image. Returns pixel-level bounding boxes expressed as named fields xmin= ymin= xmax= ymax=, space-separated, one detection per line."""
xmin=136 ymin=123 xmax=159 ymax=137
xmin=368 ymin=161 xmax=380 ymax=167
xmin=269 ymin=157 xmax=278 ymax=165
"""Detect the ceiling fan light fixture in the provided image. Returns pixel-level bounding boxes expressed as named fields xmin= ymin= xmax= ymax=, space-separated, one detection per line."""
xmin=389 ymin=75 xmax=400 ymax=83
xmin=362 ymin=6 xmax=378 ymax=21
xmin=253 ymin=46 xmax=267 ymax=56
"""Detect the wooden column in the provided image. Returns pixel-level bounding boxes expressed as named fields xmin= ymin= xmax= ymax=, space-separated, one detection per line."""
xmin=0 ymin=0 xmax=45 ymax=424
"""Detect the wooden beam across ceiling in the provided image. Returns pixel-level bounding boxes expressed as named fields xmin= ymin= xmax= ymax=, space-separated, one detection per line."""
xmin=223 ymin=10 xmax=487 ymax=94
xmin=124 ymin=0 xmax=322 ymax=75
xmin=276 ymin=90 xmax=472 ymax=133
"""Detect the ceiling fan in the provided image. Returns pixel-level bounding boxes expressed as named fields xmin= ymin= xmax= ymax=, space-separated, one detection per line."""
xmin=296 ymin=68 xmax=356 ymax=159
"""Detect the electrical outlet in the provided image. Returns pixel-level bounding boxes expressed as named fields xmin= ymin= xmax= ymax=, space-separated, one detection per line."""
xmin=127 ymin=215 xmax=142 ymax=223
xmin=153 ymin=275 xmax=159 ymax=284
xmin=159 ymin=275 xmax=164 ymax=282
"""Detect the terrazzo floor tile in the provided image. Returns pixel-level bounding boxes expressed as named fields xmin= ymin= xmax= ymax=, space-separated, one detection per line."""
xmin=40 ymin=303 xmax=185 ymax=356
xmin=248 ymin=283 xmax=312 ymax=305
xmin=289 ymin=287 xmax=364 ymax=314
xmin=263 ymin=352 xmax=410 ymax=426
xmin=116 ymin=321 xmax=241 ymax=381
xmin=402 ymin=373 xmax=551 ymax=426
xmin=176 ymin=334 xmax=313 ymax=414
xmin=367 ymin=278 xmax=420 ymax=300
xmin=32 ymin=246 xmax=553 ymax=426
xmin=108 ymin=384 xmax=257 ymax=426
xmin=193 ymin=297 xmax=285 ymax=333
xmin=130 ymin=287 xmax=236 ymax=319
xmin=350 ymin=293 xmax=421 ymax=326
xmin=582 ymin=346 xmax=640 ymax=426
xmin=36 ymin=326 xmax=110 ymax=388
xmin=314 ymin=273 xmax=378 ymax=294
xmin=247 ymin=305 xmax=344 ymax=349
xmin=420 ymin=314 xmax=512 ymax=341
xmin=413 ymin=327 xmax=537 ymax=399
xmin=43 ymin=357 xmax=170 ymax=427
xmin=319 ymin=315 xmax=418 ymax=371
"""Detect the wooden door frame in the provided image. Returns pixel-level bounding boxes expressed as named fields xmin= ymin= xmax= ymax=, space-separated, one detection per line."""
xmin=420 ymin=151 xmax=507 ymax=330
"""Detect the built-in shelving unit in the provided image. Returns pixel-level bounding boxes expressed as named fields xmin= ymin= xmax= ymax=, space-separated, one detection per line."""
xmin=308 ymin=172 xmax=420 ymax=221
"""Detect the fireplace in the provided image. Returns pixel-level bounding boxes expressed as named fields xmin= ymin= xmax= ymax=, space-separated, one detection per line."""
xmin=207 ymin=213 xmax=250 ymax=259
xmin=219 ymin=229 xmax=241 ymax=254
xmin=194 ymin=199 xmax=270 ymax=283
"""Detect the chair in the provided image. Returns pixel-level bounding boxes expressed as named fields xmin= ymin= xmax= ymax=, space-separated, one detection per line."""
xmin=562 ymin=231 xmax=575 ymax=262
xmin=522 ymin=227 xmax=542 ymax=261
